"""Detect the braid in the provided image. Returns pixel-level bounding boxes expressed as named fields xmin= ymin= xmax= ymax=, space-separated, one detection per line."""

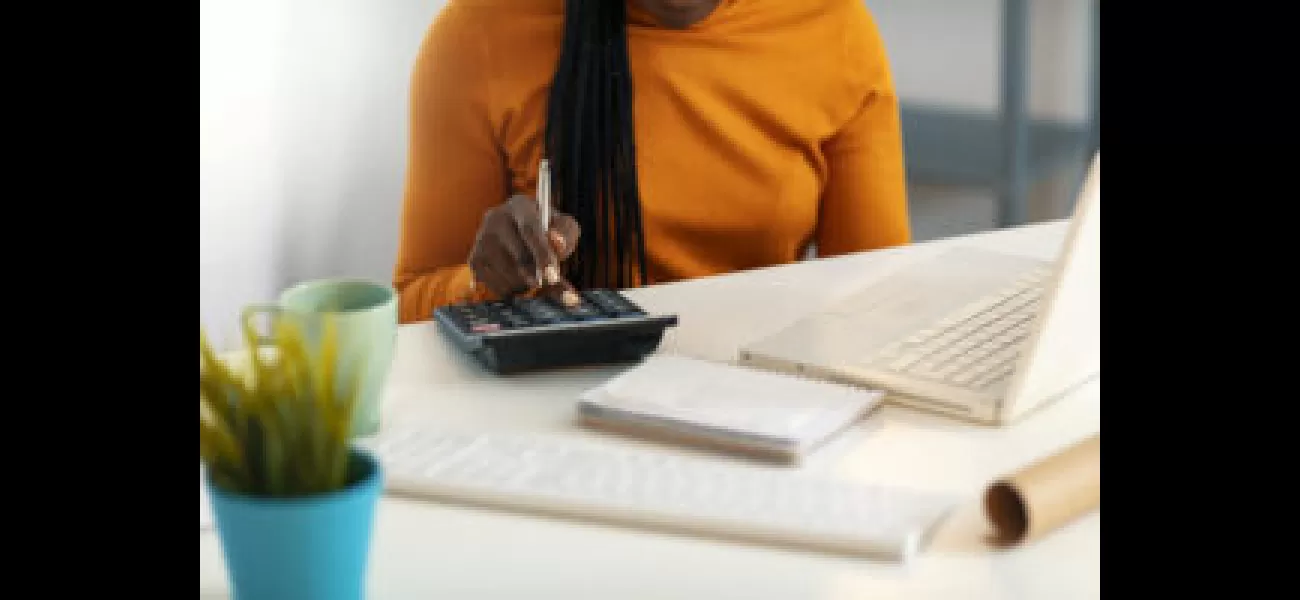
xmin=545 ymin=0 xmax=647 ymax=289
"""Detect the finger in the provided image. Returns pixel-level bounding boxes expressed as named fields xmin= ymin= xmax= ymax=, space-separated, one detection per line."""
xmin=490 ymin=228 xmax=539 ymax=289
xmin=539 ymin=279 xmax=581 ymax=308
xmin=475 ymin=240 xmax=530 ymax=293
xmin=470 ymin=258 xmax=514 ymax=298
xmin=506 ymin=198 xmax=558 ymax=284
xmin=548 ymin=213 xmax=581 ymax=260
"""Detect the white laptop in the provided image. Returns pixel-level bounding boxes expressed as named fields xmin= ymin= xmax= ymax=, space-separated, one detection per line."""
xmin=738 ymin=152 xmax=1100 ymax=425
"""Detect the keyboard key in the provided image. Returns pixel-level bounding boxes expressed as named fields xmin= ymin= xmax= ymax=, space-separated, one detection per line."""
xmin=951 ymin=371 xmax=977 ymax=386
xmin=973 ymin=367 xmax=1014 ymax=390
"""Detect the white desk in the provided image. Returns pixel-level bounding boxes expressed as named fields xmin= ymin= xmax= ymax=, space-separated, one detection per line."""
xmin=200 ymin=221 xmax=1100 ymax=600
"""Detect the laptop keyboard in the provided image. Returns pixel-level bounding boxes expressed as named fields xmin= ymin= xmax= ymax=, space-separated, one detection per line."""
xmin=870 ymin=268 xmax=1052 ymax=391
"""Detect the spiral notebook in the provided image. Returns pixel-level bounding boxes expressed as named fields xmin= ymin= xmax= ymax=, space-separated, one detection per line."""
xmin=577 ymin=355 xmax=885 ymax=462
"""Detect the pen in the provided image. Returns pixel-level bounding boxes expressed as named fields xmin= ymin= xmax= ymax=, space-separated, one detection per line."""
xmin=538 ymin=158 xmax=551 ymax=234
xmin=538 ymin=159 xmax=560 ymax=286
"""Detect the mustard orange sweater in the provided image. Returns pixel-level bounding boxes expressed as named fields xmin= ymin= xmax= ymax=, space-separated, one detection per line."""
xmin=394 ymin=0 xmax=910 ymax=323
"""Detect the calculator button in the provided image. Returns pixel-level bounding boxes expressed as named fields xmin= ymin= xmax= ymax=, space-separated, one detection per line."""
xmin=581 ymin=291 xmax=619 ymax=314
xmin=584 ymin=291 xmax=641 ymax=317
xmin=488 ymin=305 xmax=523 ymax=323
xmin=512 ymin=298 xmax=564 ymax=324
xmin=564 ymin=301 xmax=603 ymax=320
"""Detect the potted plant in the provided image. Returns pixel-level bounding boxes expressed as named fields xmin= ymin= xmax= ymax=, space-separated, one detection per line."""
xmin=200 ymin=313 xmax=383 ymax=600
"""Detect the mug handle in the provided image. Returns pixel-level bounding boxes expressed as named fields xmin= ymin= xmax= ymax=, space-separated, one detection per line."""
xmin=240 ymin=303 xmax=286 ymax=348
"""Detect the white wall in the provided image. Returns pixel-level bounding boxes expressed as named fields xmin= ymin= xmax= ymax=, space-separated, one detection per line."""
xmin=198 ymin=0 xmax=1093 ymax=348
xmin=200 ymin=0 xmax=285 ymax=350
xmin=875 ymin=0 xmax=1094 ymax=123
xmin=276 ymin=0 xmax=444 ymax=286
xmin=200 ymin=0 xmax=441 ymax=349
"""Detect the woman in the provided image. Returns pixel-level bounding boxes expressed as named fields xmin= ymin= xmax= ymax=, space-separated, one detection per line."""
xmin=393 ymin=0 xmax=910 ymax=324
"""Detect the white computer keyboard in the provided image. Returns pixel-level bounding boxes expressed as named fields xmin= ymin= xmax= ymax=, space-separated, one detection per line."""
xmin=874 ymin=267 xmax=1051 ymax=390
xmin=363 ymin=426 xmax=957 ymax=562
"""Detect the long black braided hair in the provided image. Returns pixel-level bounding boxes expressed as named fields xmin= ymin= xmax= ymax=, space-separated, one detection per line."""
xmin=544 ymin=0 xmax=647 ymax=290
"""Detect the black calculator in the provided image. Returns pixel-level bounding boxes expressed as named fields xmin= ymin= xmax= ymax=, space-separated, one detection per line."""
xmin=433 ymin=289 xmax=678 ymax=374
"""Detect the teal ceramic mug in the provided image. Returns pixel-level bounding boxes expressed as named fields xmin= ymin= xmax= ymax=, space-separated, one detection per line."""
xmin=243 ymin=278 xmax=397 ymax=437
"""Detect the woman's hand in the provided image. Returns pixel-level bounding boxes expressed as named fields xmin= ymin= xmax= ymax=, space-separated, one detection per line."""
xmin=468 ymin=194 xmax=581 ymax=303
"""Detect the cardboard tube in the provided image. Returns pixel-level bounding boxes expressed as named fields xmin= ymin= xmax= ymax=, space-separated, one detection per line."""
xmin=983 ymin=434 xmax=1100 ymax=545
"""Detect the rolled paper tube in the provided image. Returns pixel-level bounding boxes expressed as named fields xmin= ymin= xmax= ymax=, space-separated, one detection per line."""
xmin=983 ymin=434 xmax=1100 ymax=545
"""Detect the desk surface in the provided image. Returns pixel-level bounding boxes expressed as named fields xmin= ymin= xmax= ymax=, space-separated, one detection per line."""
xmin=200 ymin=221 xmax=1100 ymax=600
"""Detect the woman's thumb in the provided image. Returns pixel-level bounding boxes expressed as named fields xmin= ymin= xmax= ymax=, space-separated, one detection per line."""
xmin=548 ymin=214 xmax=581 ymax=259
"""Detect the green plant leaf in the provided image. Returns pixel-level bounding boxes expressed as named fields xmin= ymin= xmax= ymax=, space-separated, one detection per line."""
xmin=329 ymin=354 xmax=365 ymax=488
xmin=200 ymin=415 xmax=243 ymax=489
xmin=201 ymin=309 xmax=363 ymax=497
xmin=200 ymin=328 xmax=244 ymax=428
xmin=274 ymin=317 xmax=320 ymax=492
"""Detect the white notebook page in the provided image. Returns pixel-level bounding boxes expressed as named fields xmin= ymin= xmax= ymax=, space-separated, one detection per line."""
xmin=581 ymin=355 xmax=884 ymax=446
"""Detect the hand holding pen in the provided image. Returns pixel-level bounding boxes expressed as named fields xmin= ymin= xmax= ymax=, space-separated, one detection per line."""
xmin=466 ymin=158 xmax=582 ymax=305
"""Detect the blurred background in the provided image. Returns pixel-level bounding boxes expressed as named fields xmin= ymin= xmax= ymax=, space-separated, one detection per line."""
xmin=200 ymin=0 xmax=1099 ymax=349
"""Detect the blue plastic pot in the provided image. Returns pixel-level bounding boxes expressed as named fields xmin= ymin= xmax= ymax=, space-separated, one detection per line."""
xmin=207 ymin=449 xmax=383 ymax=600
